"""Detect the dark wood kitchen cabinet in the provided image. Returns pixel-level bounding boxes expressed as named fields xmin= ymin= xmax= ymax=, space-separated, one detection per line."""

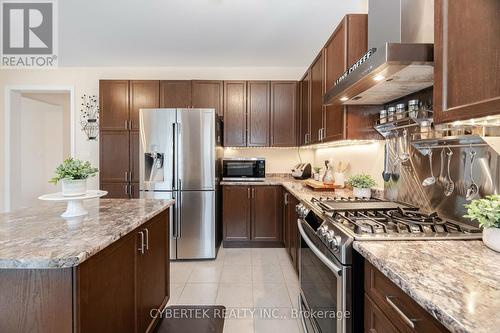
xmin=252 ymin=186 xmax=282 ymax=241
xmin=364 ymin=260 xmax=449 ymax=333
xmin=270 ymin=81 xmax=297 ymax=147
xmin=247 ymin=81 xmax=271 ymax=147
xmin=99 ymin=80 xmax=130 ymax=131
xmin=160 ymin=80 xmax=192 ymax=108
xmin=283 ymin=191 xmax=299 ymax=274
xmin=310 ymin=52 xmax=324 ymax=144
xmin=300 ymin=71 xmax=311 ymax=145
xmin=99 ymin=80 xmax=159 ymax=198
xmin=192 ymin=80 xmax=224 ymax=118
xmin=346 ymin=105 xmax=382 ymax=140
xmin=434 ymin=0 xmax=500 ymax=123
xmin=223 ymin=185 xmax=282 ymax=246
xmin=130 ymin=80 xmax=160 ymax=130
xmin=223 ymin=81 xmax=247 ymax=147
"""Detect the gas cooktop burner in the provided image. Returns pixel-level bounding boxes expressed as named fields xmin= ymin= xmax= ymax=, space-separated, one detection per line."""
xmin=386 ymin=208 xmax=446 ymax=226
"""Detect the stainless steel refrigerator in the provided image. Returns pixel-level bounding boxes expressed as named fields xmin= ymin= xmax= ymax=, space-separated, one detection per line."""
xmin=139 ymin=108 xmax=222 ymax=260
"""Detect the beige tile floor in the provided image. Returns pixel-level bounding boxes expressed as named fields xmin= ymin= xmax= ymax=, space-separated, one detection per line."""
xmin=167 ymin=247 xmax=302 ymax=333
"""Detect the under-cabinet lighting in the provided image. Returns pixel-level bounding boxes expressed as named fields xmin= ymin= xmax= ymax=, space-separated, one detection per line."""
xmin=340 ymin=96 xmax=349 ymax=102
xmin=373 ymin=74 xmax=385 ymax=81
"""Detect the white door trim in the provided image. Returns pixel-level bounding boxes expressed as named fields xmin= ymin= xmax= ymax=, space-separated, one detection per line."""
xmin=3 ymin=85 xmax=75 ymax=212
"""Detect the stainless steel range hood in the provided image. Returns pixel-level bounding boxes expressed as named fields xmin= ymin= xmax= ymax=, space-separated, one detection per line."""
xmin=324 ymin=0 xmax=435 ymax=106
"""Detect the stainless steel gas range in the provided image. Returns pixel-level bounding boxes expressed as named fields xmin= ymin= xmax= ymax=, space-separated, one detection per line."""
xmin=296 ymin=196 xmax=482 ymax=333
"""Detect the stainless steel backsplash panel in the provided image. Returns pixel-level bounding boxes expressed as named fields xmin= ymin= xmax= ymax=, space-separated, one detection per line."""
xmin=384 ymin=131 xmax=499 ymax=226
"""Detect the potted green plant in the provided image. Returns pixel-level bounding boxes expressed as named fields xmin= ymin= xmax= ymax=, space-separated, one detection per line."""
xmin=313 ymin=167 xmax=322 ymax=181
xmin=347 ymin=174 xmax=376 ymax=198
xmin=464 ymin=195 xmax=500 ymax=252
xmin=49 ymin=158 xmax=99 ymax=196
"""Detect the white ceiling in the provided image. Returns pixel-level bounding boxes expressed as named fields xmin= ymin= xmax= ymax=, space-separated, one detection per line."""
xmin=58 ymin=0 xmax=367 ymax=67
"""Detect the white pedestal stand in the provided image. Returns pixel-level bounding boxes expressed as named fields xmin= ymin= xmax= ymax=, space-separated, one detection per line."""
xmin=38 ymin=190 xmax=108 ymax=218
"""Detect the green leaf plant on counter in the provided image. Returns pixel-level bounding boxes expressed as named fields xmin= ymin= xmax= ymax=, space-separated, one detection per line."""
xmin=347 ymin=174 xmax=377 ymax=189
xmin=464 ymin=195 xmax=500 ymax=229
xmin=49 ymin=157 xmax=99 ymax=184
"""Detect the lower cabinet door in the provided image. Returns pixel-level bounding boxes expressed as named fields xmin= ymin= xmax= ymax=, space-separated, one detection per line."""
xmin=137 ymin=212 xmax=169 ymax=333
xmin=365 ymin=294 xmax=399 ymax=333
xmin=252 ymin=186 xmax=282 ymax=241
xmin=77 ymin=232 xmax=137 ymax=333
xmin=223 ymin=186 xmax=251 ymax=241
xmin=101 ymin=182 xmax=130 ymax=198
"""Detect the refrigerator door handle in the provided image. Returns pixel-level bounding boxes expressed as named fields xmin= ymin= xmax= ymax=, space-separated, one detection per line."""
xmin=172 ymin=192 xmax=178 ymax=238
xmin=172 ymin=123 xmax=176 ymax=190
xmin=178 ymin=180 xmax=182 ymax=238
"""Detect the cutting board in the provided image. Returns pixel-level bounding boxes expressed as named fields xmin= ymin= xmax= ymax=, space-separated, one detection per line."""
xmin=304 ymin=179 xmax=346 ymax=191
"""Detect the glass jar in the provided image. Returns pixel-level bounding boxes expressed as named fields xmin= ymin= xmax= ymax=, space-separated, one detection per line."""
xmin=396 ymin=103 xmax=405 ymax=120
xmin=420 ymin=120 xmax=432 ymax=139
xmin=387 ymin=106 xmax=396 ymax=122
xmin=379 ymin=109 xmax=387 ymax=124
xmin=408 ymin=99 xmax=419 ymax=118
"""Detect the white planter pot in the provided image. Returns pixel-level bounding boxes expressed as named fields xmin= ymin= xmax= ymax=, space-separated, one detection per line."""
xmin=483 ymin=227 xmax=500 ymax=252
xmin=61 ymin=179 xmax=87 ymax=197
xmin=314 ymin=173 xmax=321 ymax=181
xmin=353 ymin=187 xmax=371 ymax=198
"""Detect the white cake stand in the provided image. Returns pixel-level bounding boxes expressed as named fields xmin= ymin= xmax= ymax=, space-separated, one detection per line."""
xmin=38 ymin=190 xmax=108 ymax=218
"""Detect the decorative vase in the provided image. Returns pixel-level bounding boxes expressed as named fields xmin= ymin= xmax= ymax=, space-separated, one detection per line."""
xmin=61 ymin=179 xmax=87 ymax=196
xmin=314 ymin=173 xmax=321 ymax=181
xmin=483 ymin=227 xmax=500 ymax=252
xmin=334 ymin=172 xmax=345 ymax=188
xmin=353 ymin=187 xmax=371 ymax=198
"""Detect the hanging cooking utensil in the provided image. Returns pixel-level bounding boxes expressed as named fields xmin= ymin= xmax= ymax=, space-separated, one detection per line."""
xmin=382 ymin=138 xmax=391 ymax=182
xmin=466 ymin=150 xmax=479 ymax=200
xmin=399 ymin=129 xmax=410 ymax=163
xmin=422 ymin=148 xmax=436 ymax=186
xmin=438 ymin=148 xmax=446 ymax=186
xmin=444 ymin=148 xmax=454 ymax=196
xmin=391 ymin=132 xmax=400 ymax=182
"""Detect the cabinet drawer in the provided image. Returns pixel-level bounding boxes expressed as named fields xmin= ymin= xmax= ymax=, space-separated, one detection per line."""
xmin=365 ymin=294 xmax=399 ymax=333
xmin=365 ymin=261 xmax=449 ymax=333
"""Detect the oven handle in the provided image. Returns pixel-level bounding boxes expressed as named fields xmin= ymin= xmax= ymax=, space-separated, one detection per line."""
xmin=298 ymin=219 xmax=343 ymax=278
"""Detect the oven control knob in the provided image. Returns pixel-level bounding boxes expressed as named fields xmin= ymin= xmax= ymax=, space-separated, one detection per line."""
xmin=328 ymin=235 xmax=342 ymax=250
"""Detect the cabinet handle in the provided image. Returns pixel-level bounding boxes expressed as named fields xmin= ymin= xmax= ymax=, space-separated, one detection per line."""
xmin=143 ymin=228 xmax=149 ymax=250
xmin=125 ymin=184 xmax=129 ymax=196
xmin=138 ymin=231 xmax=145 ymax=254
xmin=129 ymin=184 xmax=133 ymax=198
xmin=252 ymin=188 xmax=255 ymax=199
xmin=385 ymin=296 xmax=416 ymax=329
xmin=318 ymin=129 xmax=321 ymax=141
xmin=129 ymin=171 xmax=132 ymax=182
xmin=124 ymin=171 xmax=128 ymax=182
xmin=284 ymin=193 xmax=289 ymax=205
xmin=247 ymin=187 xmax=251 ymax=199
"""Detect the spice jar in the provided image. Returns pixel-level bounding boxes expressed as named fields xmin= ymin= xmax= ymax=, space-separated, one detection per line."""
xmin=396 ymin=103 xmax=405 ymax=120
xmin=408 ymin=99 xmax=419 ymax=118
xmin=379 ymin=109 xmax=387 ymax=124
xmin=387 ymin=106 xmax=396 ymax=122
xmin=420 ymin=120 xmax=432 ymax=139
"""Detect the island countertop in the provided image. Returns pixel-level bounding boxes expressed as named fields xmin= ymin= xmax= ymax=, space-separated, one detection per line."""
xmin=0 ymin=198 xmax=174 ymax=269
xmin=354 ymin=240 xmax=500 ymax=333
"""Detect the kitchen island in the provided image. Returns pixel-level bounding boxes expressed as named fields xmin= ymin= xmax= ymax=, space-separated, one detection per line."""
xmin=355 ymin=240 xmax=500 ymax=333
xmin=0 ymin=198 xmax=173 ymax=333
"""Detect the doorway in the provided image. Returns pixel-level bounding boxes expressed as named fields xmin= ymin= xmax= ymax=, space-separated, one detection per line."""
xmin=4 ymin=87 xmax=75 ymax=211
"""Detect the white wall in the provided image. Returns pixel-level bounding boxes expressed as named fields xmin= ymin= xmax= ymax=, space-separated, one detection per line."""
xmin=10 ymin=96 xmax=68 ymax=209
xmin=223 ymin=148 xmax=315 ymax=174
xmin=0 ymin=66 xmax=304 ymax=212
xmin=314 ymin=142 xmax=385 ymax=188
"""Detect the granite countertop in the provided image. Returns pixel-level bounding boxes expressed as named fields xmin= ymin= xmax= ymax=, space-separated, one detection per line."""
xmin=355 ymin=241 xmax=500 ymax=333
xmin=0 ymin=199 xmax=174 ymax=269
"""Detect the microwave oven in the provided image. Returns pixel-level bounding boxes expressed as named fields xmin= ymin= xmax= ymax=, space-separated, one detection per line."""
xmin=222 ymin=158 xmax=265 ymax=181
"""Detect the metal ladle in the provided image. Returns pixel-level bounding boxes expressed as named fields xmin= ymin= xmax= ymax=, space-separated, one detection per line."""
xmin=422 ymin=149 xmax=436 ymax=186
xmin=466 ymin=150 xmax=479 ymax=200
xmin=399 ymin=129 xmax=410 ymax=163
xmin=443 ymin=148 xmax=454 ymax=196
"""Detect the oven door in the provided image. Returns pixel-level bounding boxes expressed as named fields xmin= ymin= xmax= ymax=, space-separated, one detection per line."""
xmin=222 ymin=159 xmax=265 ymax=180
xmin=298 ymin=219 xmax=351 ymax=333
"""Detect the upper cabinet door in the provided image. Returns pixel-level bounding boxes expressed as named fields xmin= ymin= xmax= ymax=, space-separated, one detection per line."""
xmin=271 ymin=81 xmax=297 ymax=147
xmin=310 ymin=53 xmax=324 ymax=143
xmin=434 ymin=0 xmax=500 ymax=123
xmin=223 ymin=81 xmax=247 ymax=147
xmin=300 ymin=73 xmax=311 ymax=146
xmin=247 ymin=81 xmax=270 ymax=147
xmin=160 ymin=80 xmax=191 ymax=108
xmin=191 ymin=81 xmax=224 ymax=118
xmin=99 ymin=80 xmax=129 ymax=131
xmin=130 ymin=80 xmax=160 ymax=130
